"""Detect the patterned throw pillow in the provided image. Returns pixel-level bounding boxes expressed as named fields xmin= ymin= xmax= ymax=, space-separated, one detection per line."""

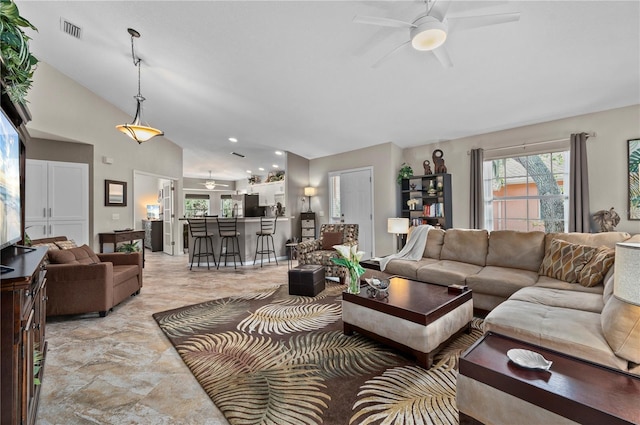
xmin=578 ymin=246 xmax=615 ymax=287
xmin=539 ymin=239 xmax=598 ymax=283
xmin=321 ymin=232 xmax=343 ymax=250
xmin=55 ymin=239 xmax=77 ymax=250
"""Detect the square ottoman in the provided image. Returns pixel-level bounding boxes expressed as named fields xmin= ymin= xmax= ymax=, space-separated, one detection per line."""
xmin=288 ymin=265 xmax=325 ymax=296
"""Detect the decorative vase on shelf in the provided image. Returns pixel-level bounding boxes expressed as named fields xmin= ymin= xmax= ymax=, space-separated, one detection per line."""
xmin=427 ymin=181 xmax=437 ymax=196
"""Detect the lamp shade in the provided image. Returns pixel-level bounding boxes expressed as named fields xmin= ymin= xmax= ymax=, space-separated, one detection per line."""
xmin=304 ymin=187 xmax=317 ymax=197
xmin=613 ymin=242 xmax=640 ymax=306
xmin=387 ymin=218 xmax=409 ymax=234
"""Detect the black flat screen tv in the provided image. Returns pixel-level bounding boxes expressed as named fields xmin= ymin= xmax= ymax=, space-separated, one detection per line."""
xmin=0 ymin=108 xmax=22 ymax=251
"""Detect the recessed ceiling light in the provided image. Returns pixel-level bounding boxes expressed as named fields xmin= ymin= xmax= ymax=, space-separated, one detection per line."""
xmin=229 ymin=137 xmax=238 ymax=143
xmin=258 ymin=167 xmax=265 ymax=171
xmin=246 ymin=170 xmax=252 ymax=173
xmin=272 ymin=164 xmax=279 ymax=168
xmin=275 ymin=151 xmax=283 ymax=156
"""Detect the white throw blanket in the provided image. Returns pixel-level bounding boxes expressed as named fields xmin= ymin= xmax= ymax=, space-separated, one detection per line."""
xmin=379 ymin=225 xmax=433 ymax=271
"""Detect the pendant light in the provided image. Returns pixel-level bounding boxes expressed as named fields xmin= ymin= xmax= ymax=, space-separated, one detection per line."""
xmin=115 ymin=28 xmax=164 ymax=144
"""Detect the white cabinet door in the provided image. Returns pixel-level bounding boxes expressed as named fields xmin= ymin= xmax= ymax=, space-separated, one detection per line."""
xmin=25 ymin=160 xmax=89 ymax=245
xmin=49 ymin=162 xmax=88 ymax=221
xmin=25 ymin=160 xmax=48 ymax=222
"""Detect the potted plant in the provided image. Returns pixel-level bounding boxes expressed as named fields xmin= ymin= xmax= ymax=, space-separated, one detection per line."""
xmin=117 ymin=241 xmax=140 ymax=253
xmin=397 ymin=163 xmax=413 ymax=184
xmin=0 ymin=0 xmax=39 ymax=105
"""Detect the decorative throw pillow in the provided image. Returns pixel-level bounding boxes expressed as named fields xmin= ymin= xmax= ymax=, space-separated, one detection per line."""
xmin=321 ymin=232 xmax=343 ymax=250
xmin=578 ymin=246 xmax=615 ymax=287
xmin=538 ymin=239 xmax=598 ymax=283
xmin=55 ymin=239 xmax=78 ymax=250
xmin=49 ymin=244 xmax=100 ymax=265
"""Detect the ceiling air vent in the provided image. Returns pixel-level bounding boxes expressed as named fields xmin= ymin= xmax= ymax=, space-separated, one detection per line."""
xmin=60 ymin=18 xmax=82 ymax=39
xmin=231 ymin=152 xmax=245 ymax=158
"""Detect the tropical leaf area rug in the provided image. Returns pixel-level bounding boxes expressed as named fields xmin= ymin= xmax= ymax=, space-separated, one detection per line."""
xmin=152 ymin=282 xmax=483 ymax=425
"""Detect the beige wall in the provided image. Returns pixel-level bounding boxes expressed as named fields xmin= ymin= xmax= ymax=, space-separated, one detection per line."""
xmin=403 ymin=104 xmax=640 ymax=235
xmin=286 ymin=151 xmax=310 ymax=241
xmin=26 ymin=62 xmax=183 ymax=249
xmin=309 ymin=142 xmax=404 ymax=256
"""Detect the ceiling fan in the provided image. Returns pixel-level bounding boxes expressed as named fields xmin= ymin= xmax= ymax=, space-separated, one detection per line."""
xmin=201 ymin=171 xmax=229 ymax=191
xmin=353 ymin=0 xmax=520 ymax=68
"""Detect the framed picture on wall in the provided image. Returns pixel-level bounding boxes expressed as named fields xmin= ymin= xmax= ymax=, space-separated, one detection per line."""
xmin=105 ymin=180 xmax=127 ymax=206
xmin=629 ymin=138 xmax=640 ymax=220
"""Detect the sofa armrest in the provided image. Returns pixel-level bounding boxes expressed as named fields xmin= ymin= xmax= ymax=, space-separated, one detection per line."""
xmin=297 ymin=239 xmax=321 ymax=255
xmin=98 ymin=252 xmax=142 ymax=268
xmin=44 ymin=263 xmax=114 ymax=316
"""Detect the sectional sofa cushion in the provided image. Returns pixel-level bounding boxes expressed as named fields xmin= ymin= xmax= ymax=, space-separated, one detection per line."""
xmin=49 ymin=244 xmax=100 ymax=265
xmin=509 ymin=286 xmax=605 ymax=314
xmin=485 ymin=230 xmax=545 ymax=272
xmin=534 ymin=276 xmax=604 ymax=294
xmin=416 ymin=260 xmax=483 ymax=286
xmin=423 ymin=228 xmax=445 ymax=260
xmin=383 ymin=257 xmax=438 ymax=280
xmin=544 ymin=231 xmax=631 ymax=250
xmin=601 ymin=296 xmax=640 ymax=364
xmin=439 ymin=229 xmax=488 ymax=266
xmin=578 ymin=246 xmax=615 ymax=287
xmin=466 ymin=266 xmax=539 ymax=299
xmin=539 ymin=239 xmax=597 ymax=283
xmin=484 ymin=299 xmax=629 ymax=371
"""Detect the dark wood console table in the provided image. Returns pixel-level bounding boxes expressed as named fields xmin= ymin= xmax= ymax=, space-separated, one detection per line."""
xmin=98 ymin=230 xmax=146 ymax=266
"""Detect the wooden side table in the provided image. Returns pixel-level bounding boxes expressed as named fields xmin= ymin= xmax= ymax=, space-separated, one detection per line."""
xmin=98 ymin=230 xmax=146 ymax=267
xmin=458 ymin=332 xmax=640 ymax=425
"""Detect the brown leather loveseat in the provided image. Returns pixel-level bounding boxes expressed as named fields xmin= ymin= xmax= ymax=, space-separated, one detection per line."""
xmin=31 ymin=236 xmax=142 ymax=317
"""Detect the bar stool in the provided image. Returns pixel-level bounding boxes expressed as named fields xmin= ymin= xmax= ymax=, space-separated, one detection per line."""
xmin=217 ymin=217 xmax=243 ymax=269
xmin=254 ymin=216 xmax=278 ymax=267
xmin=187 ymin=218 xmax=216 ymax=270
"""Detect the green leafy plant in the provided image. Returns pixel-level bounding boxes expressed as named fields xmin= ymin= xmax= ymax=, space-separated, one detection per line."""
xmin=33 ymin=345 xmax=43 ymax=385
xmin=397 ymin=163 xmax=413 ymax=184
xmin=117 ymin=241 xmax=140 ymax=253
xmin=0 ymin=0 xmax=38 ymax=104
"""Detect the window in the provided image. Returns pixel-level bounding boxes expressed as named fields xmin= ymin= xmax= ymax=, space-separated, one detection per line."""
xmin=184 ymin=194 xmax=210 ymax=217
xmin=329 ymin=174 xmax=341 ymax=221
xmin=483 ymin=151 xmax=570 ymax=233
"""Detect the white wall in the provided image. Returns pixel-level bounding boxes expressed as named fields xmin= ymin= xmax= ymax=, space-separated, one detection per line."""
xmin=402 ymin=104 xmax=640 ymax=235
xmin=26 ymin=62 xmax=184 ymax=249
xmin=310 ymin=142 xmax=404 ymax=256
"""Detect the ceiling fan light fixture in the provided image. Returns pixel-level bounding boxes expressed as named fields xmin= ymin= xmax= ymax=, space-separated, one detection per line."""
xmin=410 ymin=18 xmax=447 ymax=51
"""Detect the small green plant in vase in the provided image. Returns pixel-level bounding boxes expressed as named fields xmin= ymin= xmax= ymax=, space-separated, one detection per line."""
xmin=397 ymin=163 xmax=413 ymax=184
xmin=117 ymin=241 xmax=140 ymax=253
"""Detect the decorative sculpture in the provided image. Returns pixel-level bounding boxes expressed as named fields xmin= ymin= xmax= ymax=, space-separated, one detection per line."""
xmin=432 ymin=149 xmax=447 ymax=174
xmin=592 ymin=207 xmax=621 ymax=232
xmin=423 ymin=160 xmax=433 ymax=175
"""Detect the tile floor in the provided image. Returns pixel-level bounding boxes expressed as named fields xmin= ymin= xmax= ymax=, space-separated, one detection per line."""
xmin=36 ymin=251 xmax=290 ymax=425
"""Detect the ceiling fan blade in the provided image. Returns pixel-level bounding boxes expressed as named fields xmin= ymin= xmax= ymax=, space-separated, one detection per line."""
xmin=353 ymin=15 xmax=415 ymax=29
xmin=372 ymin=40 xmax=411 ymax=69
xmin=428 ymin=0 xmax=452 ymax=21
xmin=432 ymin=45 xmax=453 ymax=68
xmin=447 ymin=12 xmax=520 ymax=31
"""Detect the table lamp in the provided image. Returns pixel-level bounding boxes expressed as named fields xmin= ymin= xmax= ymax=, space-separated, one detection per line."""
xmin=387 ymin=218 xmax=409 ymax=252
xmin=613 ymin=242 xmax=640 ymax=306
xmin=304 ymin=187 xmax=317 ymax=212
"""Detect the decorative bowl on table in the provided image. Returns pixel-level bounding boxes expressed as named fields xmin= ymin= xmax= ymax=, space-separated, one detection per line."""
xmin=364 ymin=277 xmax=390 ymax=299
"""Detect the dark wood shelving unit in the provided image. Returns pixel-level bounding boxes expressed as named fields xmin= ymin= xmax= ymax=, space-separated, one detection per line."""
xmin=401 ymin=173 xmax=452 ymax=229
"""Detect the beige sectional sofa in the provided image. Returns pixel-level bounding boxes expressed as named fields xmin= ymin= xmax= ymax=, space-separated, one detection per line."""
xmin=383 ymin=228 xmax=640 ymax=376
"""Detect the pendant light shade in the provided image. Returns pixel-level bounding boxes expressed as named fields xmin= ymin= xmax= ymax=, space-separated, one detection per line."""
xmin=116 ymin=28 xmax=164 ymax=144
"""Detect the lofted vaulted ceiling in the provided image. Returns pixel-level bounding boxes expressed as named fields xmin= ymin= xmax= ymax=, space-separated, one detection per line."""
xmin=18 ymin=1 xmax=640 ymax=180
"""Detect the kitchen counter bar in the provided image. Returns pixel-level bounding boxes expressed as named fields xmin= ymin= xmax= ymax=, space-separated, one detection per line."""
xmin=180 ymin=217 xmax=291 ymax=267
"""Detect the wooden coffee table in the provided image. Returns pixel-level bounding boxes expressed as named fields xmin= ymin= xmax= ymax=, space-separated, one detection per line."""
xmin=342 ymin=276 xmax=473 ymax=368
xmin=458 ymin=332 xmax=640 ymax=425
